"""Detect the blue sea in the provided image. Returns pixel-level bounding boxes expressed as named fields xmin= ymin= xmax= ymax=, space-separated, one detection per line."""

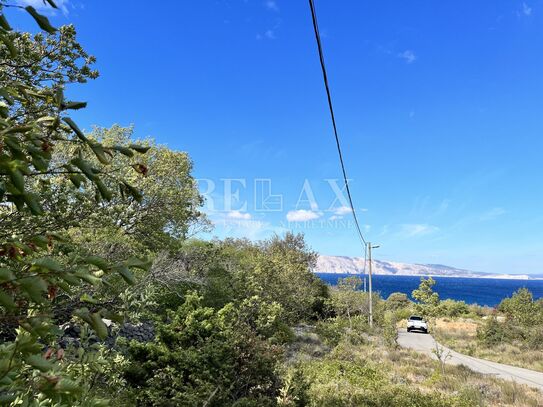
xmin=316 ymin=274 xmax=543 ymax=307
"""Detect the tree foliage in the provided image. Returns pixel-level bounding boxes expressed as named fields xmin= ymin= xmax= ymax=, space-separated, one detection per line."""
xmin=124 ymin=292 xmax=282 ymax=406
xmin=412 ymin=277 xmax=440 ymax=317
xmin=498 ymin=288 xmax=543 ymax=327
xmin=0 ymin=3 xmax=152 ymax=403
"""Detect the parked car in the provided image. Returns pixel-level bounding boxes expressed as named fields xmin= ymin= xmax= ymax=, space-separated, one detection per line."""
xmin=407 ymin=315 xmax=428 ymax=333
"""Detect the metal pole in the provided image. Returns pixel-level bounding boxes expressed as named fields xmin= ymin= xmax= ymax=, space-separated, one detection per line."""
xmin=368 ymin=242 xmax=373 ymax=328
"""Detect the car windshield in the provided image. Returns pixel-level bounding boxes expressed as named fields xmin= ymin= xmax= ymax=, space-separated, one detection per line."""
xmin=409 ymin=316 xmax=423 ymax=321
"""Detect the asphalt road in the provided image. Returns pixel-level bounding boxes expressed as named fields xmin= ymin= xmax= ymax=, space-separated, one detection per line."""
xmin=397 ymin=329 xmax=543 ymax=391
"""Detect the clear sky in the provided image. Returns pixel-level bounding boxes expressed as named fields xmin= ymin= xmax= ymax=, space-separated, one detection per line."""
xmin=11 ymin=0 xmax=543 ymax=274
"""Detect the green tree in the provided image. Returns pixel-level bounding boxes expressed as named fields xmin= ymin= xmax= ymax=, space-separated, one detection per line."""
xmin=237 ymin=233 xmax=328 ymax=324
xmin=332 ymin=276 xmax=364 ymax=329
xmin=386 ymin=292 xmax=411 ymax=311
xmin=412 ymin=277 xmax=440 ymax=317
xmin=498 ymin=288 xmax=542 ymax=327
xmin=0 ymin=4 xmax=150 ymax=404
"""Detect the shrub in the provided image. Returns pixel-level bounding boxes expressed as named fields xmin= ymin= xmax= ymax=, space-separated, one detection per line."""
xmin=123 ymin=292 xmax=282 ymax=405
xmin=477 ymin=316 xmax=507 ymax=346
xmin=437 ymin=299 xmax=470 ymax=318
xmin=527 ymin=328 xmax=543 ymax=350
xmin=315 ymin=316 xmax=368 ymax=348
xmin=498 ymin=288 xmax=543 ymax=327
xmin=383 ymin=311 xmax=399 ymax=349
xmin=386 ymin=292 xmax=411 ymax=311
xmin=300 ymin=358 xmax=466 ymax=407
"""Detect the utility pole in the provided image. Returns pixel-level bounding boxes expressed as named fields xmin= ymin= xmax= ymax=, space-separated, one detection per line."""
xmin=368 ymin=242 xmax=373 ymax=328
xmin=367 ymin=242 xmax=380 ymax=329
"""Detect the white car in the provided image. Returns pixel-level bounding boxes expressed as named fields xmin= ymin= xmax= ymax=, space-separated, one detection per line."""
xmin=407 ymin=315 xmax=428 ymax=333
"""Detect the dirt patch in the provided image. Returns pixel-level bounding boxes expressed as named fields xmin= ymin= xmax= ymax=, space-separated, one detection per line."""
xmin=435 ymin=318 xmax=478 ymax=334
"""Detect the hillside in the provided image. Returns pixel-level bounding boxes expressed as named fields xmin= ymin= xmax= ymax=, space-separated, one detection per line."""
xmin=315 ymin=255 xmax=533 ymax=279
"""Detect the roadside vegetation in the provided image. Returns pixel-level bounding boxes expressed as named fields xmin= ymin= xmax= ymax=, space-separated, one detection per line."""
xmin=1 ymin=3 xmax=543 ymax=406
xmin=433 ymin=288 xmax=543 ymax=373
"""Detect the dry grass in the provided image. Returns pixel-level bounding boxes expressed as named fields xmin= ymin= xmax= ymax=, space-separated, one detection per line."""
xmin=292 ymin=322 xmax=543 ymax=406
xmin=349 ymin=335 xmax=543 ymax=406
xmin=434 ymin=318 xmax=543 ymax=373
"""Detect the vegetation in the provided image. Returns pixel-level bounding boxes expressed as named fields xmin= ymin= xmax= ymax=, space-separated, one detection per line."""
xmin=2 ymin=3 xmax=543 ymax=406
xmin=434 ymin=288 xmax=543 ymax=373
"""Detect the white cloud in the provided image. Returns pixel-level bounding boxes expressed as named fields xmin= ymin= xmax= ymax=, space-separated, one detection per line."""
xmin=227 ymin=210 xmax=252 ymax=220
xmin=19 ymin=0 xmax=69 ymax=15
xmin=522 ymin=2 xmax=532 ymax=16
xmin=256 ymin=29 xmax=277 ymax=40
xmin=286 ymin=209 xmax=322 ymax=222
xmin=333 ymin=206 xmax=352 ymax=216
xmin=479 ymin=207 xmax=506 ymax=221
xmin=398 ymin=50 xmax=416 ymax=64
xmin=265 ymin=0 xmax=279 ymax=12
xmin=264 ymin=29 xmax=276 ymax=39
xmin=398 ymin=224 xmax=439 ymax=237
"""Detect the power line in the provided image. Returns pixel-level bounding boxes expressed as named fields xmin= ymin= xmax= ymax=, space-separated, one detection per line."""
xmin=307 ymin=0 xmax=367 ymax=247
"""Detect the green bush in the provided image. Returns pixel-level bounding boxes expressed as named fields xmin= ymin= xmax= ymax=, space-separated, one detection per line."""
xmin=527 ymin=328 xmax=543 ymax=350
xmin=437 ymin=299 xmax=470 ymax=318
xmin=315 ymin=316 xmax=368 ymax=348
xmin=385 ymin=292 xmax=411 ymax=311
xmin=477 ymin=316 xmax=508 ymax=346
xmin=498 ymin=288 xmax=543 ymax=327
xmin=383 ymin=311 xmax=398 ymax=349
xmin=122 ymin=292 xmax=282 ymax=406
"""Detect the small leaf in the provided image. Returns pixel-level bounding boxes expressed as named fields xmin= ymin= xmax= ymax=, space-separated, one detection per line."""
xmin=45 ymin=0 xmax=59 ymax=9
xmin=84 ymin=256 xmax=109 ymax=271
xmin=32 ymin=258 xmax=62 ymax=272
xmin=6 ymin=194 xmax=25 ymax=211
xmin=62 ymin=101 xmax=87 ymax=110
xmin=9 ymin=168 xmax=24 ymax=194
xmin=0 ymin=268 xmax=16 ymax=282
xmin=115 ymin=265 xmax=135 ymax=285
xmin=89 ymin=313 xmax=108 ymax=340
xmin=90 ymin=143 xmax=110 ymax=165
xmin=74 ymin=269 xmax=102 ymax=285
xmin=71 ymin=157 xmax=95 ymax=181
xmin=0 ymin=291 xmax=16 ymax=309
xmin=63 ymin=118 xmax=88 ymax=142
xmin=25 ymin=6 xmax=56 ymax=34
xmin=0 ymin=14 xmax=12 ymax=31
xmin=113 ymin=145 xmax=134 ymax=157
xmin=0 ymin=34 xmax=17 ymax=58
xmin=25 ymin=354 xmax=54 ymax=372
xmin=19 ymin=276 xmax=48 ymax=303
xmin=129 ymin=144 xmax=151 ymax=153
xmin=23 ymin=193 xmax=44 ymax=215
xmin=95 ymin=178 xmax=112 ymax=201
xmin=31 ymin=155 xmax=48 ymax=172
xmin=125 ymin=257 xmax=151 ymax=271
xmin=122 ymin=182 xmax=143 ymax=202
xmin=59 ymin=272 xmax=80 ymax=286
xmin=30 ymin=236 xmax=49 ymax=249
xmin=68 ymin=173 xmax=85 ymax=188
xmin=80 ymin=293 xmax=98 ymax=304
xmin=54 ymin=378 xmax=81 ymax=394
xmin=0 ymin=88 xmax=14 ymax=104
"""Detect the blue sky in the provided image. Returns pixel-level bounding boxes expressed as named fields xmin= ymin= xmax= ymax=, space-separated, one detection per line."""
xmin=11 ymin=0 xmax=543 ymax=274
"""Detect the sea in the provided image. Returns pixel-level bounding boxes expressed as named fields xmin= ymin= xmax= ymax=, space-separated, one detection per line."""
xmin=316 ymin=273 xmax=543 ymax=307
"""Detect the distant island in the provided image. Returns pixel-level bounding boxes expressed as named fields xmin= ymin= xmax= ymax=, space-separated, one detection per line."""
xmin=315 ymin=255 xmax=541 ymax=280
